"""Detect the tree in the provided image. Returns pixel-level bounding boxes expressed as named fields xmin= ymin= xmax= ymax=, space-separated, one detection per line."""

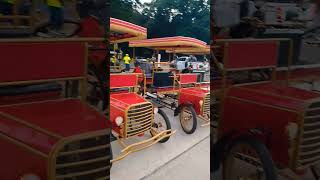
xmin=111 ymin=0 xmax=210 ymax=43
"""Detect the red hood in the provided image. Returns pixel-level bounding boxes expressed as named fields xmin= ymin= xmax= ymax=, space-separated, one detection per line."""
xmin=179 ymin=87 xmax=209 ymax=97
xmin=229 ymin=82 xmax=320 ymax=112
xmin=0 ymin=99 xmax=109 ymax=154
xmin=110 ymin=92 xmax=147 ymax=110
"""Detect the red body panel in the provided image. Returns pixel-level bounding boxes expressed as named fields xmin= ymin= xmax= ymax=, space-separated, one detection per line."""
xmin=179 ymin=87 xmax=209 ymax=115
xmin=221 ymin=82 xmax=320 ymax=167
xmin=0 ymin=140 xmax=47 ymax=180
xmin=78 ymin=16 xmax=106 ymax=67
xmin=79 ymin=16 xmax=104 ymax=38
xmin=0 ymin=42 xmax=86 ymax=83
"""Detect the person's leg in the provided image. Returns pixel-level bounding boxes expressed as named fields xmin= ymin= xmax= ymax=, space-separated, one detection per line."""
xmin=56 ymin=7 xmax=64 ymax=30
xmin=49 ymin=6 xmax=57 ymax=29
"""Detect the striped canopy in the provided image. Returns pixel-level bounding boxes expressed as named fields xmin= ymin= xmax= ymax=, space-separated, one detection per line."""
xmin=166 ymin=45 xmax=210 ymax=55
xmin=129 ymin=36 xmax=207 ymax=50
xmin=110 ymin=18 xmax=147 ymax=43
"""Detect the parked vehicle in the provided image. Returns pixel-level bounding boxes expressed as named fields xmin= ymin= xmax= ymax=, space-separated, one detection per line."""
xmin=144 ymin=63 xmax=210 ymax=134
xmin=175 ymin=56 xmax=207 ymax=71
xmin=212 ymin=38 xmax=320 ymax=179
xmin=110 ymin=73 xmax=175 ymax=162
xmin=0 ymin=39 xmax=111 ymax=180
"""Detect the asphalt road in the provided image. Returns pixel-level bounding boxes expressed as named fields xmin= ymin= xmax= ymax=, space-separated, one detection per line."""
xmin=144 ymin=137 xmax=210 ymax=180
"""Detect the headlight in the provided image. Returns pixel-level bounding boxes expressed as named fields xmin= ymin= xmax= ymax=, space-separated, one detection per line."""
xmin=20 ymin=174 xmax=41 ymax=180
xmin=199 ymin=100 xmax=204 ymax=107
xmin=286 ymin=122 xmax=298 ymax=141
xmin=115 ymin=116 xmax=124 ymax=126
xmin=154 ymin=107 xmax=158 ymax=114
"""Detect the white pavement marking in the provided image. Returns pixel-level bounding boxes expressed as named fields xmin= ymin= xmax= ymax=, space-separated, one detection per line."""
xmin=110 ymin=108 xmax=210 ymax=180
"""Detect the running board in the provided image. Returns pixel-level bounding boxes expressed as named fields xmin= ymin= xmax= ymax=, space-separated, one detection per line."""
xmin=111 ymin=129 xmax=176 ymax=163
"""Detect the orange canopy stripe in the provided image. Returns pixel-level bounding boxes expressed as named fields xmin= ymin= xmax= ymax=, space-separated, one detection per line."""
xmin=110 ymin=18 xmax=147 ymax=43
xmin=129 ymin=36 xmax=207 ymax=49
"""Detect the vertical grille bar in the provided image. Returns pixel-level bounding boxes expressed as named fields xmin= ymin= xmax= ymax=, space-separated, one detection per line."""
xmin=126 ymin=102 xmax=153 ymax=138
xmin=53 ymin=131 xmax=111 ymax=180
xmin=299 ymin=101 xmax=320 ymax=167
xmin=202 ymin=93 xmax=210 ymax=117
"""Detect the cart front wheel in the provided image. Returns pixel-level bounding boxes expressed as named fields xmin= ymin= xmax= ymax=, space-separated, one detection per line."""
xmin=150 ymin=108 xmax=171 ymax=143
xmin=179 ymin=105 xmax=197 ymax=134
xmin=223 ymin=138 xmax=278 ymax=180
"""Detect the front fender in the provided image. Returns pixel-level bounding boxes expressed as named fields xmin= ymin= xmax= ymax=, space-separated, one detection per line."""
xmin=174 ymin=102 xmax=193 ymax=116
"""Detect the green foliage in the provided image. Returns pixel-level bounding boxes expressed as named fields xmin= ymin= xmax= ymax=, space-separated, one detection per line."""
xmin=111 ymin=0 xmax=210 ymax=43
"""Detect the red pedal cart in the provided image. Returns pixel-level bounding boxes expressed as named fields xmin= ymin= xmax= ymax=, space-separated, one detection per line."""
xmin=212 ymin=38 xmax=320 ymax=180
xmin=110 ymin=73 xmax=175 ymax=162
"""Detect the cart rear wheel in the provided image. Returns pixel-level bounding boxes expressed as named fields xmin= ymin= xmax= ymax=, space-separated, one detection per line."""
xmin=151 ymin=108 xmax=171 ymax=143
xmin=223 ymin=138 xmax=278 ymax=180
xmin=179 ymin=105 xmax=197 ymax=134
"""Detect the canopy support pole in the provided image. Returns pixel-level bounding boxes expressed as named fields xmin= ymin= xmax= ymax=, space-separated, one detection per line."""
xmin=133 ymin=47 xmax=136 ymax=63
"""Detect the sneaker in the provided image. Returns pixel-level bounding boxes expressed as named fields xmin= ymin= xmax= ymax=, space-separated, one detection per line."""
xmin=48 ymin=29 xmax=67 ymax=37
xmin=36 ymin=32 xmax=52 ymax=38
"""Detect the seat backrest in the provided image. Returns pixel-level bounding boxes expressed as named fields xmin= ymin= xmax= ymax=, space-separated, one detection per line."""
xmin=223 ymin=40 xmax=278 ymax=71
xmin=215 ymin=39 xmax=282 ymax=86
xmin=110 ymin=74 xmax=138 ymax=89
xmin=179 ymin=74 xmax=198 ymax=85
xmin=153 ymin=72 xmax=174 ymax=88
xmin=0 ymin=41 xmax=87 ymax=84
xmin=0 ymin=39 xmax=88 ymax=100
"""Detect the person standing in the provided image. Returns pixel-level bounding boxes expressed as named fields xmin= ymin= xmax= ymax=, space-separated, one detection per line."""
xmin=123 ymin=54 xmax=131 ymax=72
xmin=111 ymin=55 xmax=117 ymax=66
xmin=181 ymin=64 xmax=193 ymax=73
xmin=46 ymin=0 xmax=64 ymax=33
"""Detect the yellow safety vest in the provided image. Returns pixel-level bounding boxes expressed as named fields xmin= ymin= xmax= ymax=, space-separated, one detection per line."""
xmin=46 ymin=0 xmax=63 ymax=8
xmin=123 ymin=56 xmax=131 ymax=64
xmin=111 ymin=57 xmax=116 ymax=63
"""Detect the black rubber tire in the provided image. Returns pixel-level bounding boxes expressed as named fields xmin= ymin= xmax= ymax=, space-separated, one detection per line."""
xmin=179 ymin=105 xmax=197 ymax=134
xmin=33 ymin=19 xmax=82 ymax=38
xmin=151 ymin=108 xmax=171 ymax=143
xmin=223 ymin=138 xmax=278 ymax=180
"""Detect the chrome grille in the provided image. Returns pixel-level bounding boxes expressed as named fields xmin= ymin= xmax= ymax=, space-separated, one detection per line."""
xmin=126 ymin=102 xmax=153 ymax=138
xmin=54 ymin=131 xmax=111 ymax=180
xmin=299 ymin=101 xmax=320 ymax=166
xmin=202 ymin=93 xmax=210 ymax=117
